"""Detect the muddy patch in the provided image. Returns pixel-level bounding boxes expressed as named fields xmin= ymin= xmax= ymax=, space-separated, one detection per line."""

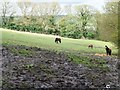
xmin=1 ymin=44 xmax=119 ymax=89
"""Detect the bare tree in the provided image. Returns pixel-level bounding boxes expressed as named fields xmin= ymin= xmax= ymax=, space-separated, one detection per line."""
xmin=0 ymin=1 xmax=16 ymax=26
xmin=30 ymin=2 xmax=62 ymax=32
xmin=64 ymin=4 xmax=72 ymax=15
xmin=48 ymin=2 xmax=61 ymax=15
xmin=17 ymin=0 xmax=32 ymax=17
xmin=32 ymin=2 xmax=61 ymax=16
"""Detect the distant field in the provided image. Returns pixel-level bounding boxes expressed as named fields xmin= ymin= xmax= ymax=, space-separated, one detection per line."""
xmin=1 ymin=28 xmax=118 ymax=55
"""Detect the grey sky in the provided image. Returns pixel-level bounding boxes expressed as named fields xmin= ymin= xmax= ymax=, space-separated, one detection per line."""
xmin=8 ymin=0 xmax=106 ymax=11
xmin=31 ymin=0 xmax=105 ymax=11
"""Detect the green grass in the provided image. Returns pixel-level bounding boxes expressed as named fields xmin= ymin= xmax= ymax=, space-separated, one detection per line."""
xmin=68 ymin=54 xmax=110 ymax=72
xmin=1 ymin=28 xmax=117 ymax=71
xmin=1 ymin=28 xmax=118 ymax=55
xmin=10 ymin=48 xmax=34 ymax=57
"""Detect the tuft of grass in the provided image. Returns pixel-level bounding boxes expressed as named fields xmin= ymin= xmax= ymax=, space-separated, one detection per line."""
xmin=68 ymin=54 xmax=109 ymax=72
xmin=26 ymin=64 xmax=34 ymax=69
xmin=10 ymin=48 xmax=34 ymax=57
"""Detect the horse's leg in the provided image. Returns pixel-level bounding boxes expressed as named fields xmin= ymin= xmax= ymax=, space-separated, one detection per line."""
xmin=55 ymin=38 xmax=58 ymax=43
xmin=59 ymin=39 xmax=61 ymax=43
xmin=109 ymin=50 xmax=111 ymax=55
xmin=91 ymin=46 xmax=93 ymax=49
xmin=55 ymin=38 xmax=56 ymax=43
xmin=107 ymin=51 xmax=109 ymax=55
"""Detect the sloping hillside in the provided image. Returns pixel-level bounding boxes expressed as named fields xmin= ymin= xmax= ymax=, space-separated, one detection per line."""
xmin=1 ymin=28 xmax=119 ymax=88
xmin=1 ymin=28 xmax=118 ymax=55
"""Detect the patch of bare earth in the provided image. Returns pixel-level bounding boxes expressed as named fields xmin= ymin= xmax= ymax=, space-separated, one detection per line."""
xmin=2 ymin=45 xmax=119 ymax=89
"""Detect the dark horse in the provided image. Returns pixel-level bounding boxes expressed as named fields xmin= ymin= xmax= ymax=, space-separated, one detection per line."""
xmin=105 ymin=45 xmax=112 ymax=55
xmin=88 ymin=44 xmax=93 ymax=49
xmin=55 ymin=38 xmax=61 ymax=43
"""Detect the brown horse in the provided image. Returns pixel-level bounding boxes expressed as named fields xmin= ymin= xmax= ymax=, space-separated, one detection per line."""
xmin=88 ymin=44 xmax=93 ymax=49
xmin=55 ymin=38 xmax=61 ymax=43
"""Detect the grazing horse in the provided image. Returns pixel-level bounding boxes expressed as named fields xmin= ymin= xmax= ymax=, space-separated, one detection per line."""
xmin=105 ymin=45 xmax=112 ymax=55
xmin=88 ymin=44 xmax=93 ymax=49
xmin=55 ymin=38 xmax=61 ymax=43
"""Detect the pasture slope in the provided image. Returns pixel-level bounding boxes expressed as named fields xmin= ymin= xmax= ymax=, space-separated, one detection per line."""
xmin=1 ymin=28 xmax=119 ymax=89
xmin=1 ymin=28 xmax=117 ymax=55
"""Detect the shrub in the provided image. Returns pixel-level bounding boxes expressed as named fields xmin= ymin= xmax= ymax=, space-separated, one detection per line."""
xmin=87 ymin=32 xmax=96 ymax=39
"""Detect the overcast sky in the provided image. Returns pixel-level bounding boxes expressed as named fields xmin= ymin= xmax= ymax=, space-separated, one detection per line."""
xmin=31 ymin=0 xmax=105 ymax=11
xmin=8 ymin=0 xmax=106 ymax=11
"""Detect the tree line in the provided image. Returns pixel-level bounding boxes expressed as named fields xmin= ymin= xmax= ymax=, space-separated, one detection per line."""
xmin=0 ymin=0 xmax=118 ymax=46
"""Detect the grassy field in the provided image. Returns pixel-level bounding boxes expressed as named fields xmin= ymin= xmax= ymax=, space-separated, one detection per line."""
xmin=1 ymin=28 xmax=118 ymax=55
